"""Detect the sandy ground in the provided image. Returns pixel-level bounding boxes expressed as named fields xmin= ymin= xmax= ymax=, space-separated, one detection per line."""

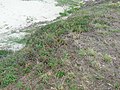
xmin=0 ymin=0 xmax=64 ymax=51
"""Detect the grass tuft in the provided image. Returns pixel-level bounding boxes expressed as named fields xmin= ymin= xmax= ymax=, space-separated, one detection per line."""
xmin=103 ymin=54 xmax=112 ymax=62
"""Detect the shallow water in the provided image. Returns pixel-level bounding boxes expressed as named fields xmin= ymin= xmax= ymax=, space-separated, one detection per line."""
xmin=0 ymin=0 xmax=64 ymax=51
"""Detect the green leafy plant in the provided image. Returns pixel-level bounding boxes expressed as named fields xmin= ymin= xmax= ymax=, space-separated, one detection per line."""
xmin=0 ymin=50 xmax=11 ymax=58
xmin=2 ymin=74 xmax=17 ymax=87
xmin=16 ymin=81 xmax=24 ymax=89
xmin=87 ymin=48 xmax=96 ymax=56
xmin=103 ymin=54 xmax=112 ymax=62
xmin=78 ymin=49 xmax=86 ymax=57
xmin=114 ymin=82 xmax=120 ymax=90
xmin=56 ymin=71 xmax=65 ymax=78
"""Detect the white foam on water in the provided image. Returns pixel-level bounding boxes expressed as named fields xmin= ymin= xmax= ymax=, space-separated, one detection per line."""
xmin=0 ymin=0 xmax=64 ymax=51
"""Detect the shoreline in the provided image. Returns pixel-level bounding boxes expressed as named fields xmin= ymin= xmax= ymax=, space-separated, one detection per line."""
xmin=0 ymin=0 xmax=64 ymax=51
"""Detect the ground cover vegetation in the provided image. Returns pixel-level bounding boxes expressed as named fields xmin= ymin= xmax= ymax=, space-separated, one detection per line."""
xmin=0 ymin=0 xmax=120 ymax=90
